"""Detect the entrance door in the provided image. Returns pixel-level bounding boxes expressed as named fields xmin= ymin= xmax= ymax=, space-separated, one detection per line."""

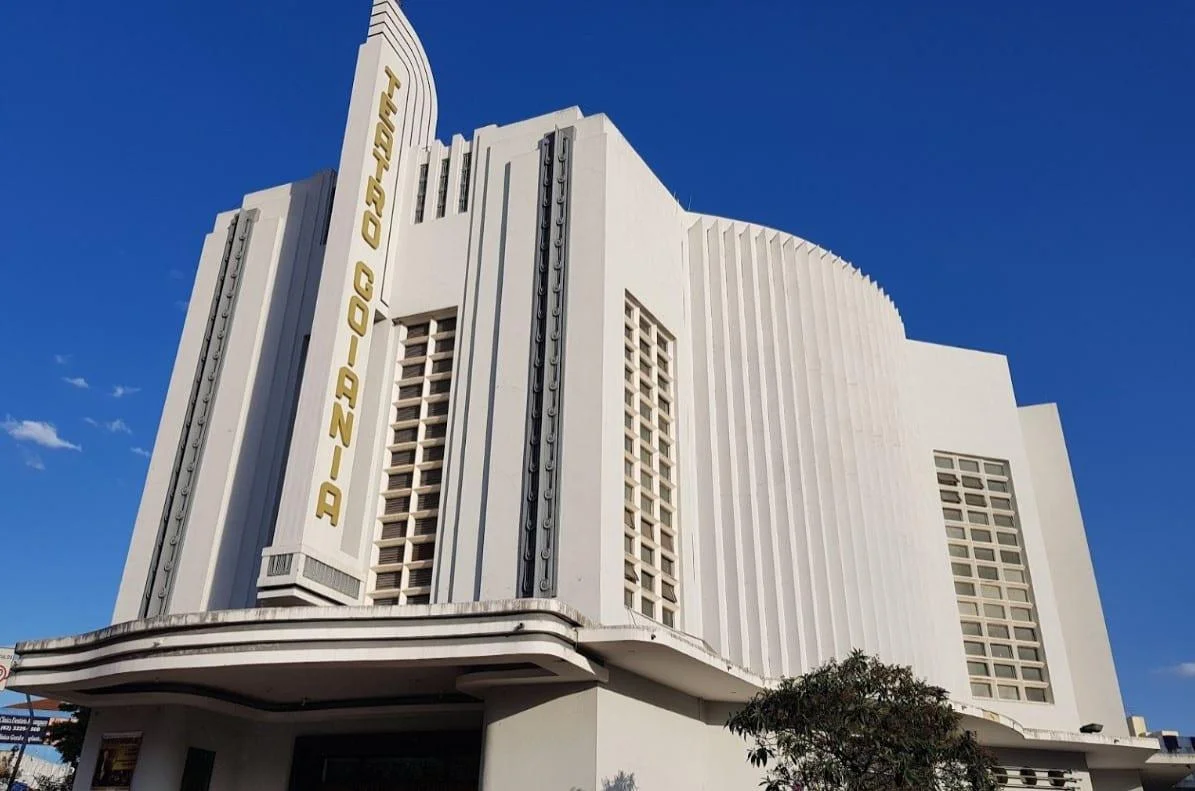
xmin=288 ymin=731 xmax=481 ymax=791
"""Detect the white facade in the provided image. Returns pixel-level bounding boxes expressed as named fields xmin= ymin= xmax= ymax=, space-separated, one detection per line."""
xmin=9 ymin=2 xmax=1181 ymax=790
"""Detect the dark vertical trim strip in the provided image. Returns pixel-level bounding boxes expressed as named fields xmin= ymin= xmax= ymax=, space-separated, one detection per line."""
xmin=517 ymin=128 xmax=574 ymax=598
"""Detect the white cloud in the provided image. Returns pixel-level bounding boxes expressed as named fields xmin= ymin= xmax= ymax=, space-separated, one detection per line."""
xmin=2 ymin=417 xmax=82 ymax=451
xmin=84 ymin=418 xmax=133 ymax=434
xmin=53 ymin=354 xmax=71 ymax=365
xmin=21 ymin=450 xmax=45 ymax=471
xmin=62 ymin=376 xmax=89 ymax=389
xmin=1169 ymin=663 xmax=1195 ymax=678
xmin=174 ymin=300 xmax=189 ymax=312
xmin=112 ymin=385 xmax=141 ymax=398
xmin=131 ymin=447 xmax=152 ymax=458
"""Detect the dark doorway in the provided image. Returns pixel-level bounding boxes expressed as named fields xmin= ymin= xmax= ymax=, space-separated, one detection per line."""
xmin=179 ymin=747 xmax=216 ymax=791
xmin=288 ymin=731 xmax=481 ymax=791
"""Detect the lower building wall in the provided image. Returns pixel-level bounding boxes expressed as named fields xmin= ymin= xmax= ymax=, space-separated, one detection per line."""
xmin=594 ymin=668 xmax=757 ymax=790
xmin=1090 ymin=769 xmax=1146 ymax=791
xmin=70 ymin=681 xmax=1143 ymax=791
xmin=480 ymin=671 xmax=761 ymax=790
xmin=480 ymin=684 xmax=599 ymax=791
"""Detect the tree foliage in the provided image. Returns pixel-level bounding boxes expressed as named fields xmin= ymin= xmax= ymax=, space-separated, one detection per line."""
xmin=44 ymin=704 xmax=90 ymax=768
xmin=727 ymin=651 xmax=998 ymax=791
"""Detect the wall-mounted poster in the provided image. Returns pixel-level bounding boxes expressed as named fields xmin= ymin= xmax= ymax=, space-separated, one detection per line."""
xmin=91 ymin=733 xmax=142 ymax=790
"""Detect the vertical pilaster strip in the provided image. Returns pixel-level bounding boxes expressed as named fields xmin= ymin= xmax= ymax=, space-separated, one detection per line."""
xmin=517 ymin=128 xmax=574 ymax=598
xmin=141 ymin=210 xmax=256 ymax=617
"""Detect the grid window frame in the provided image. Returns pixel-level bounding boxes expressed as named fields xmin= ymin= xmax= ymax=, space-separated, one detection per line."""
xmin=622 ymin=294 xmax=679 ymax=629
xmin=936 ymin=451 xmax=1053 ymax=704
xmin=370 ymin=311 xmax=457 ymax=605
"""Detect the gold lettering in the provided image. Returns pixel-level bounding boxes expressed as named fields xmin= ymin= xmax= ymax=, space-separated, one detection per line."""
xmin=383 ymin=66 xmax=402 ymax=97
xmin=365 ymin=177 xmax=386 ymax=215
xmin=379 ymin=93 xmax=398 ymax=122
xmin=335 ymin=366 xmax=360 ymax=409
xmin=347 ymin=295 xmax=369 ymax=336
xmin=361 ymin=211 xmax=381 ymax=249
xmin=353 ymin=261 xmax=375 ymax=301
xmin=315 ymin=482 xmax=343 ymax=526
xmin=373 ymin=123 xmax=394 ymax=161
xmin=329 ymin=402 xmax=355 ymax=446
xmin=316 ymin=65 xmax=403 ymax=530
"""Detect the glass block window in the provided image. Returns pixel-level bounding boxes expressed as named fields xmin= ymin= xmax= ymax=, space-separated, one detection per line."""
xmin=937 ymin=452 xmax=1051 ymax=704
xmin=623 ymin=294 xmax=679 ymax=628
xmin=370 ymin=311 xmax=457 ymax=605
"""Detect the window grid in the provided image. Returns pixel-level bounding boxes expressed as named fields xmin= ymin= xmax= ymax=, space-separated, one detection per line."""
xmin=622 ymin=295 xmax=679 ymax=628
xmin=370 ymin=311 xmax=457 ymax=605
xmin=936 ymin=452 xmax=1052 ymax=703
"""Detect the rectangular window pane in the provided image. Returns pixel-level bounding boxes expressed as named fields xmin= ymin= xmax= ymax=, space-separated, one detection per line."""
xmin=435 ymin=157 xmax=450 ymax=218
xmin=414 ymin=163 xmax=428 ymax=222
xmin=458 ymin=151 xmax=472 ymax=212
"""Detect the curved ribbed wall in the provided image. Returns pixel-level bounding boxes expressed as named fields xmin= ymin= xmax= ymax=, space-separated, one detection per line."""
xmin=683 ymin=215 xmax=958 ymax=685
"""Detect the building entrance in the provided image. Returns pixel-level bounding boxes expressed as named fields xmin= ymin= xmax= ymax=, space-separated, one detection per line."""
xmin=288 ymin=731 xmax=482 ymax=791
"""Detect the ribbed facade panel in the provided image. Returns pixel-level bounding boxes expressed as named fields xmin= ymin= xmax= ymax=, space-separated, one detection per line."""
xmin=684 ymin=215 xmax=956 ymax=683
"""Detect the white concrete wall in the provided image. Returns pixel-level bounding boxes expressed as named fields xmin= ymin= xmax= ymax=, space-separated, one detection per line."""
xmin=481 ymin=685 xmax=598 ymax=791
xmin=906 ymin=340 xmax=1083 ymax=731
xmin=681 ymin=216 xmax=962 ymax=686
xmin=113 ymin=173 xmax=332 ymax=622
xmin=1020 ymin=402 xmax=1129 ymax=736
xmin=594 ymin=670 xmax=759 ymax=791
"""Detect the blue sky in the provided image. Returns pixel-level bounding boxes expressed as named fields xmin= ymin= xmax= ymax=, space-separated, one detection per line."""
xmin=0 ymin=0 xmax=1191 ymax=734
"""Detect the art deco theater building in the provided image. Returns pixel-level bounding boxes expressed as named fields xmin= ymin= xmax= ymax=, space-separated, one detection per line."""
xmin=11 ymin=3 xmax=1186 ymax=790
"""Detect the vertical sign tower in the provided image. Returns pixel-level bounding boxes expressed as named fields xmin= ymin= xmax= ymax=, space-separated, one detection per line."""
xmin=258 ymin=0 xmax=437 ymax=605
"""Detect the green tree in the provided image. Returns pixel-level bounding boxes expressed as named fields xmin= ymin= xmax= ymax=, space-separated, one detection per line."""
xmin=44 ymin=704 xmax=90 ymax=769
xmin=727 ymin=650 xmax=998 ymax=791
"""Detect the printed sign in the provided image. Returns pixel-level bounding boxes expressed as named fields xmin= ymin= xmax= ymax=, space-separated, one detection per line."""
xmin=91 ymin=733 xmax=142 ymax=790
xmin=0 ymin=647 xmax=13 ymax=691
xmin=0 ymin=713 xmax=49 ymax=745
